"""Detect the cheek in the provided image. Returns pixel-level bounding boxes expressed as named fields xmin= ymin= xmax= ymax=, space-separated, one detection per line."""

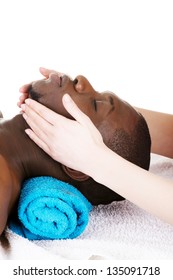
xmin=72 ymin=99 xmax=95 ymax=121
xmin=39 ymin=94 xmax=69 ymax=117
xmin=97 ymin=121 xmax=114 ymax=143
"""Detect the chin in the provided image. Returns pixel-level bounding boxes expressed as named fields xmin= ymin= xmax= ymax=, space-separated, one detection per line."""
xmin=29 ymin=87 xmax=41 ymax=102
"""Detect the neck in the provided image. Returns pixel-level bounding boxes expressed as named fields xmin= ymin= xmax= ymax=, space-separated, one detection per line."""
xmin=0 ymin=114 xmax=64 ymax=182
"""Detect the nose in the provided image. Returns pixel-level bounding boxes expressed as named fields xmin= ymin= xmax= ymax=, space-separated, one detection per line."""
xmin=74 ymin=75 xmax=95 ymax=93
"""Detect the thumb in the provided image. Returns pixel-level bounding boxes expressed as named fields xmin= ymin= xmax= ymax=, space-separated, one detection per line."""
xmin=39 ymin=67 xmax=64 ymax=79
xmin=39 ymin=67 xmax=52 ymax=78
xmin=62 ymin=94 xmax=90 ymax=126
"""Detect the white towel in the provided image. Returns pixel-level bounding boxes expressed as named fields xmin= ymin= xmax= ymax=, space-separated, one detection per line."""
xmin=1 ymin=153 xmax=173 ymax=260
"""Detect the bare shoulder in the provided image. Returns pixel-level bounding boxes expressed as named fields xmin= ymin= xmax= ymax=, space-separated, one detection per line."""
xmin=0 ymin=154 xmax=21 ymax=235
xmin=0 ymin=155 xmax=20 ymax=206
xmin=0 ymin=155 xmax=12 ymax=180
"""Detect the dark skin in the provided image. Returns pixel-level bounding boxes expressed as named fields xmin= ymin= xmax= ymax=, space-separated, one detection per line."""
xmin=0 ymin=72 xmax=140 ymax=236
xmin=30 ymin=73 xmax=140 ymax=143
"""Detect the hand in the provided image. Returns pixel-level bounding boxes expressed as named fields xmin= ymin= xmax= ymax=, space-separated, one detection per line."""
xmin=18 ymin=67 xmax=63 ymax=108
xmin=21 ymin=94 xmax=106 ymax=175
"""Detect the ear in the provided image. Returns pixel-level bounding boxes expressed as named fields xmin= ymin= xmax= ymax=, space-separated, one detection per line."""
xmin=61 ymin=165 xmax=90 ymax=181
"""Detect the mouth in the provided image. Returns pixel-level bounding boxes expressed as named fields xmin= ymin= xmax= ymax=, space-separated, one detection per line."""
xmin=28 ymin=73 xmax=64 ymax=101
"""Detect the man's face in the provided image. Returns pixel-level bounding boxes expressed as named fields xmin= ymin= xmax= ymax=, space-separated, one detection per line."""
xmin=29 ymin=72 xmax=140 ymax=141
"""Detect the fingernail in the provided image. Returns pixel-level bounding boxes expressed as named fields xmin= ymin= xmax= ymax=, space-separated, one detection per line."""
xmin=63 ymin=94 xmax=71 ymax=102
xmin=21 ymin=104 xmax=26 ymax=111
xmin=40 ymin=67 xmax=46 ymax=71
xmin=25 ymin=99 xmax=30 ymax=105
xmin=25 ymin=129 xmax=30 ymax=135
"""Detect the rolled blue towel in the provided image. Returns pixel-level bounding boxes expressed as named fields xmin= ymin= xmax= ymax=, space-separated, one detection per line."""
xmin=9 ymin=176 xmax=92 ymax=240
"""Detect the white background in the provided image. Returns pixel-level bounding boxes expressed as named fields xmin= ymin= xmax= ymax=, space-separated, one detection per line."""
xmin=0 ymin=0 xmax=173 ymax=118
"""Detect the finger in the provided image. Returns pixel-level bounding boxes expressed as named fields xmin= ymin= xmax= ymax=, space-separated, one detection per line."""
xmin=22 ymin=105 xmax=53 ymax=141
xmin=24 ymin=98 xmax=67 ymax=125
xmin=17 ymin=101 xmax=23 ymax=108
xmin=17 ymin=94 xmax=29 ymax=108
xmin=19 ymin=93 xmax=29 ymax=103
xmin=19 ymin=83 xmax=31 ymax=93
xmin=39 ymin=67 xmax=52 ymax=78
xmin=62 ymin=94 xmax=91 ymax=126
xmin=19 ymin=69 xmax=56 ymax=93
xmin=25 ymin=128 xmax=51 ymax=155
xmin=39 ymin=67 xmax=64 ymax=79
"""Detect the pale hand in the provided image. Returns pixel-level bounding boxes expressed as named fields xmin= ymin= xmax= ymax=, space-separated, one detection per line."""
xmin=22 ymin=94 xmax=106 ymax=176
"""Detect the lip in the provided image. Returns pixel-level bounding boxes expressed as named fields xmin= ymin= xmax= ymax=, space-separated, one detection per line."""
xmin=48 ymin=74 xmax=72 ymax=89
xmin=29 ymin=74 xmax=72 ymax=102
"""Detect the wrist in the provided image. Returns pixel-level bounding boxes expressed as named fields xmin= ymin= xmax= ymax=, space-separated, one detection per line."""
xmin=88 ymin=144 xmax=112 ymax=183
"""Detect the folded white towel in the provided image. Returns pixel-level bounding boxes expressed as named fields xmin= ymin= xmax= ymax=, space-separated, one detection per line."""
xmin=1 ymin=153 xmax=173 ymax=260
